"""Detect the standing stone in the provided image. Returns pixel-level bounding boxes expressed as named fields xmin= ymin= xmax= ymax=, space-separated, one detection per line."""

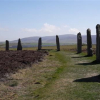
xmin=77 ymin=32 xmax=82 ymax=53
xmin=17 ymin=38 xmax=22 ymax=50
xmin=56 ymin=35 xmax=60 ymax=51
xmin=5 ymin=40 xmax=9 ymax=51
xmin=38 ymin=37 xmax=42 ymax=50
xmin=87 ymin=29 xmax=93 ymax=56
xmin=96 ymin=24 xmax=100 ymax=61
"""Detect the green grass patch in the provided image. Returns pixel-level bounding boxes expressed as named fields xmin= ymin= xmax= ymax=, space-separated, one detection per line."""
xmin=0 ymin=45 xmax=100 ymax=100
xmin=33 ymin=51 xmax=69 ymax=99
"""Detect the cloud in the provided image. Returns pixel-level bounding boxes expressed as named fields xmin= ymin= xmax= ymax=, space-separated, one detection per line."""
xmin=63 ymin=25 xmax=69 ymax=28
xmin=22 ymin=28 xmax=37 ymax=33
xmin=40 ymin=23 xmax=60 ymax=33
xmin=21 ymin=23 xmax=79 ymax=37
xmin=0 ymin=24 xmax=80 ymax=41
xmin=0 ymin=28 xmax=9 ymax=31
xmin=22 ymin=23 xmax=60 ymax=34
xmin=69 ymin=28 xmax=79 ymax=33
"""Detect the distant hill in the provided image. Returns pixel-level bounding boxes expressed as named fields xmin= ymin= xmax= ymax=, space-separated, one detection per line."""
xmin=11 ymin=34 xmax=96 ymax=44
xmin=82 ymin=35 xmax=96 ymax=44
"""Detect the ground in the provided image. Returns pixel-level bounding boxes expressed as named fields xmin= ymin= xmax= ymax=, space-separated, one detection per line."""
xmin=0 ymin=45 xmax=100 ymax=100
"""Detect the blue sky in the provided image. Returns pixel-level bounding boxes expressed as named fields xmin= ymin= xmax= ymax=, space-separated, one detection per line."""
xmin=0 ymin=0 xmax=100 ymax=41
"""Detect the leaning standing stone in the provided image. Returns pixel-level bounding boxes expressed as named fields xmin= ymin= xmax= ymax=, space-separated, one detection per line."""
xmin=96 ymin=24 xmax=100 ymax=61
xmin=5 ymin=40 xmax=9 ymax=51
xmin=56 ymin=35 xmax=60 ymax=51
xmin=77 ymin=32 xmax=82 ymax=53
xmin=87 ymin=28 xmax=93 ymax=56
xmin=17 ymin=38 xmax=22 ymax=50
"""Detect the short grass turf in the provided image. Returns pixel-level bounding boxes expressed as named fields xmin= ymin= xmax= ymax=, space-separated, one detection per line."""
xmin=0 ymin=45 xmax=100 ymax=100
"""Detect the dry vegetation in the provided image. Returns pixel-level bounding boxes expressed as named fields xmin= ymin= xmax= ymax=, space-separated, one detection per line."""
xmin=0 ymin=44 xmax=100 ymax=100
xmin=0 ymin=49 xmax=62 ymax=100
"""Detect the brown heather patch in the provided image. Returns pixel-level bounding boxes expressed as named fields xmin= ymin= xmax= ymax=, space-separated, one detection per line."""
xmin=0 ymin=51 xmax=61 ymax=100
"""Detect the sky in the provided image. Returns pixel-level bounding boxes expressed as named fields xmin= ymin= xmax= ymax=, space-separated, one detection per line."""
xmin=0 ymin=0 xmax=100 ymax=41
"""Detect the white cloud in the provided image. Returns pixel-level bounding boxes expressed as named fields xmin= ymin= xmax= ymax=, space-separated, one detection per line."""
xmin=21 ymin=23 xmax=80 ymax=36
xmin=69 ymin=28 xmax=79 ymax=33
xmin=0 ymin=24 xmax=81 ymax=41
xmin=0 ymin=28 xmax=9 ymax=31
xmin=63 ymin=25 xmax=69 ymax=28
xmin=39 ymin=23 xmax=60 ymax=33
xmin=22 ymin=28 xmax=37 ymax=33
xmin=22 ymin=23 xmax=60 ymax=34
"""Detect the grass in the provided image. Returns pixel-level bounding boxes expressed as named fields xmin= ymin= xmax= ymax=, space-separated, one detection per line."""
xmin=0 ymin=44 xmax=100 ymax=100
xmin=0 ymin=45 xmax=76 ymax=51
xmin=33 ymin=51 xmax=70 ymax=100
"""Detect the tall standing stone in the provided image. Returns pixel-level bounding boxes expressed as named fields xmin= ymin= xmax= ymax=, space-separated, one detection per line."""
xmin=56 ymin=35 xmax=60 ymax=51
xmin=87 ymin=28 xmax=93 ymax=56
xmin=96 ymin=24 xmax=100 ymax=61
xmin=38 ymin=37 xmax=42 ymax=50
xmin=5 ymin=40 xmax=9 ymax=51
xmin=77 ymin=32 xmax=82 ymax=53
xmin=17 ymin=38 xmax=22 ymax=50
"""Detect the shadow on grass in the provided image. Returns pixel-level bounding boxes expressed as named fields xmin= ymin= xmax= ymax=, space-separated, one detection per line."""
xmin=53 ymin=50 xmax=60 ymax=52
xmin=73 ymin=75 xmax=100 ymax=82
xmin=76 ymin=60 xmax=100 ymax=65
xmin=72 ymin=56 xmax=84 ymax=58
xmin=76 ymin=53 xmax=81 ymax=54
xmin=72 ymin=55 xmax=92 ymax=58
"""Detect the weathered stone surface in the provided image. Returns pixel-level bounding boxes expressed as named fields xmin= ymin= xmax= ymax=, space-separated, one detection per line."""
xmin=56 ymin=35 xmax=60 ymax=51
xmin=77 ymin=32 xmax=82 ymax=53
xmin=17 ymin=38 xmax=22 ymax=50
xmin=38 ymin=38 xmax=42 ymax=50
xmin=96 ymin=24 xmax=100 ymax=61
xmin=87 ymin=28 xmax=93 ymax=56
xmin=5 ymin=40 xmax=9 ymax=51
